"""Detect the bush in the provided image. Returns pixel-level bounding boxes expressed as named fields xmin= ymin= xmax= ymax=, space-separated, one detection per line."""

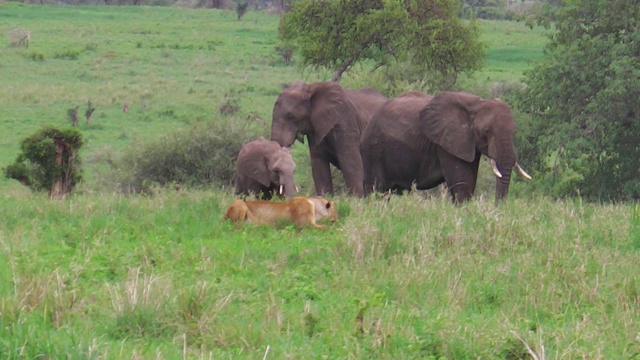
xmin=106 ymin=118 xmax=262 ymax=193
xmin=53 ymin=48 xmax=80 ymax=60
xmin=515 ymin=0 xmax=640 ymax=201
xmin=219 ymin=91 xmax=240 ymax=116
xmin=3 ymin=126 xmax=83 ymax=198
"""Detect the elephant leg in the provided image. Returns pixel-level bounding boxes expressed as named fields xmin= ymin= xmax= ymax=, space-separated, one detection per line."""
xmin=330 ymin=135 xmax=365 ymax=196
xmin=236 ymin=175 xmax=247 ymax=196
xmin=338 ymin=157 xmax=365 ymax=196
xmin=310 ymin=150 xmax=333 ymax=196
xmin=361 ymin=151 xmax=374 ymax=195
xmin=437 ymin=147 xmax=480 ymax=203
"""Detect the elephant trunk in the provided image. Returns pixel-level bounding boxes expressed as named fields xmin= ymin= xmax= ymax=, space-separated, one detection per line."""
xmin=490 ymin=139 xmax=516 ymax=205
xmin=270 ymin=119 xmax=298 ymax=148
xmin=279 ymin=173 xmax=297 ymax=198
xmin=494 ymin=162 xmax=513 ymax=204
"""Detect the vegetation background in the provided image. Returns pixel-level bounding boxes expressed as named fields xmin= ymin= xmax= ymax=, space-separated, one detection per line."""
xmin=1 ymin=1 xmax=639 ymax=359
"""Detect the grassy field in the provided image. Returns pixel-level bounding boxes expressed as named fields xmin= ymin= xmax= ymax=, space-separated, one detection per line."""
xmin=0 ymin=2 xmax=547 ymax=192
xmin=4 ymin=3 xmax=639 ymax=359
xmin=2 ymin=191 xmax=640 ymax=358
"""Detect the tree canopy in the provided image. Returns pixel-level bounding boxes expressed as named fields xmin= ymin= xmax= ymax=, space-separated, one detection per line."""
xmin=516 ymin=0 xmax=640 ymax=200
xmin=279 ymin=0 xmax=484 ymax=88
xmin=4 ymin=126 xmax=84 ymax=198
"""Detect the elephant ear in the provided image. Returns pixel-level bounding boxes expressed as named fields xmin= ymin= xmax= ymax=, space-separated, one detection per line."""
xmin=308 ymin=82 xmax=358 ymax=145
xmin=238 ymin=141 xmax=274 ymax=187
xmin=419 ymin=92 xmax=480 ymax=162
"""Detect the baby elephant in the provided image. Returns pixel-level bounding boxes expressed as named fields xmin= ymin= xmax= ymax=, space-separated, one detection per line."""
xmin=235 ymin=137 xmax=298 ymax=199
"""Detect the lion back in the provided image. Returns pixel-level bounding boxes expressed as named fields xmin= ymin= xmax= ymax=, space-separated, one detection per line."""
xmin=288 ymin=197 xmax=317 ymax=227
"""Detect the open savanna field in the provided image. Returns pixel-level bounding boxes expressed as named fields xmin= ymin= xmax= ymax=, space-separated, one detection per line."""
xmin=2 ymin=3 xmax=640 ymax=359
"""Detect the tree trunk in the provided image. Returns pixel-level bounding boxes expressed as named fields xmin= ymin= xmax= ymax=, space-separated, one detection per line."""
xmin=331 ymin=42 xmax=368 ymax=82
xmin=49 ymin=137 xmax=76 ymax=200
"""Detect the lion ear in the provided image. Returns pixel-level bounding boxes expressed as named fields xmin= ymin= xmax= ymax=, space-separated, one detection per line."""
xmin=325 ymin=201 xmax=331 ymax=209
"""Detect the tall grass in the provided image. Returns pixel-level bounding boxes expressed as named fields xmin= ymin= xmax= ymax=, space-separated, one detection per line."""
xmin=1 ymin=190 xmax=638 ymax=358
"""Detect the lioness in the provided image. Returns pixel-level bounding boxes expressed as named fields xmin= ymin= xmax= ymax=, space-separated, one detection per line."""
xmin=223 ymin=196 xmax=338 ymax=228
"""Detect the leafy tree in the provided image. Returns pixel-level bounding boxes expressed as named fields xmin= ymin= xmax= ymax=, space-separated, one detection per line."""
xmin=517 ymin=0 xmax=640 ymax=200
xmin=236 ymin=0 xmax=249 ymax=20
xmin=279 ymin=0 xmax=484 ymax=87
xmin=4 ymin=126 xmax=83 ymax=199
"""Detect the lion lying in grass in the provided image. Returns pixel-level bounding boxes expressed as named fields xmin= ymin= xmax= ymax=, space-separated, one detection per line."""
xmin=224 ymin=196 xmax=338 ymax=228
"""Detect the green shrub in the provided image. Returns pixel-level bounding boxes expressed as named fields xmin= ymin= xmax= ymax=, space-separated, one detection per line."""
xmin=219 ymin=91 xmax=240 ymax=116
xmin=53 ymin=48 xmax=80 ymax=60
xmin=24 ymin=51 xmax=45 ymax=61
xmin=107 ymin=117 xmax=262 ymax=193
xmin=3 ymin=126 xmax=83 ymax=198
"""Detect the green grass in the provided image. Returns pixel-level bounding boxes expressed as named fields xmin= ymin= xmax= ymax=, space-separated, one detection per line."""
xmin=0 ymin=3 xmax=308 ymax=189
xmin=477 ymin=19 xmax=549 ymax=83
xmin=6 ymin=4 xmax=633 ymax=359
xmin=1 ymin=191 xmax=639 ymax=358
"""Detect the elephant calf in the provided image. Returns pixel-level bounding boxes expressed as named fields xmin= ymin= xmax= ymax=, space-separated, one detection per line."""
xmin=235 ymin=137 xmax=298 ymax=199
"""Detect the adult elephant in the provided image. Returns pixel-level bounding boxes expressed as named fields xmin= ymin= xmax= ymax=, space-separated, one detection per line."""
xmin=270 ymin=81 xmax=386 ymax=196
xmin=360 ymin=91 xmax=531 ymax=204
xmin=235 ymin=137 xmax=297 ymax=200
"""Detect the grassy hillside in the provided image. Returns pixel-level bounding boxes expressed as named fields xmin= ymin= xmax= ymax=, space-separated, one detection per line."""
xmin=4 ymin=4 xmax=636 ymax=359
xmin=0 ymin=2 xmax=548 ymax=193
xmin=0 ymin=3 xmax=304 ymax=191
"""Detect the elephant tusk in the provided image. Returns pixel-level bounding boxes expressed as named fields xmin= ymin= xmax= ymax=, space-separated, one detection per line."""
xmin=490 ymin=158 xmax=503 ymax=178
xmin=295 ymin=185 xmax=299 ymax=193
xmin=279 ymin=185 xmax=284 ymax=195
xmin=515 ymin=162 xmax=532 ymax=180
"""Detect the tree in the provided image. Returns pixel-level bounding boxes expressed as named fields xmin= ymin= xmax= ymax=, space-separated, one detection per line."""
xmin=516 ymin=0 xmax=640 ymax=200
xmin=279 ymin=0 xmax=484 ymax=87
xmin=237 ymin=0 xmax=249 ymax=20
xmin=4 ymin=126 xmax=83 ymax=199
xmin=67 ymin=106 xmax=79 ymax=127
xmin=85 ymin=100 xmax=96 ymax=125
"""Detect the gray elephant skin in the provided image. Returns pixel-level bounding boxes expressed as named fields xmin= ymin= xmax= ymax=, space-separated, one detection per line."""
xmin=360 ymin=91 xmax=530 ymax=203
xmin=235 ymin=137 xmax=297 ymax=200
xmin=270 ymin=81 xmax=386 ymax=197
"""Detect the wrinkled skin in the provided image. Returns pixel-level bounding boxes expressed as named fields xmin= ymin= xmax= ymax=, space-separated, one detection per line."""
xmin=270 ymin=81 xmax=386 ymax=196
xmin=360 ymin=91 xmax=529 ymax=204
xmin=235 ymin=137 xmax=297 ymax=200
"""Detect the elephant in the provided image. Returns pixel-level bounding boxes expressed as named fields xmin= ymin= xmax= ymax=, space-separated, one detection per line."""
xmin=270 ymin=81 xmax=387 ymax=197
xmin=235 ymin=137 xmax=298 ymax=200
xmin=360 ymin=91 xmax=531 ymax=204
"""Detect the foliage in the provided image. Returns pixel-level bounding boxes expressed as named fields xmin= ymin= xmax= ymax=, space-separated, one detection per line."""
xmin=279 ymin=0 xmax=484 ymax=88
xmin=108 ymin=118 xmax=262 ymax=193
xmin=67 ymin=106 xmax=79 ymax=127
xmin=460 ymin=0 xmax=513 ymax=20
xmin=236 ymin=0 xmax=249 ymax=19
xmin=85 ymin=100 xmax=96 ymax=125
xmin=516 ymin=0 xmax=640 ymax=201
xmin=3 ymin=126 xmax=83 ymax=195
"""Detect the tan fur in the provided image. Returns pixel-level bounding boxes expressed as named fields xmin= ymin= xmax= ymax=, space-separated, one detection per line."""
xmin=223 ymin=196 xmax=338 ymax=229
